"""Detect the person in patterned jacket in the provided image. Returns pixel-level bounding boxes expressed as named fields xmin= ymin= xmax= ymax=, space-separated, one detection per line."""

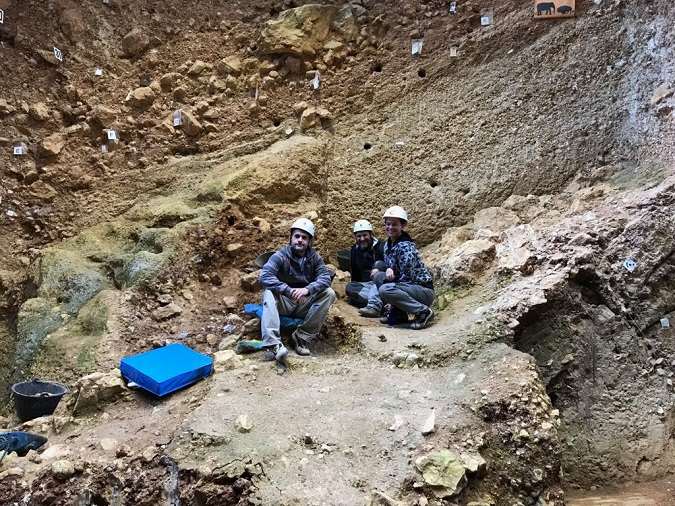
xmin=377 ymin=206 xmax=435 ymax=330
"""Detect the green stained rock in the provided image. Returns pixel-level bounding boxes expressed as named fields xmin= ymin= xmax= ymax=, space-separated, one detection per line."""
xmin=415 ymin=449 xmax=468 ymax=498
xmin=15 ymin=297 xmax=65 ymax=371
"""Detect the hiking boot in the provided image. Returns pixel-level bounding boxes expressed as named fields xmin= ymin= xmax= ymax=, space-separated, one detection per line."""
xmin=410 ymin=308 xmax=434 ymax=330
xmin=380 ymin=305 xmax=407 ymax=325
xmin=379 ymin=305 xmax=392 ymax=324
xmin=291 ymin=333 xmax=311 ymax=356
xmin=274 ymin=344 xmax=289 ymax=363
xmin=359 ymin=306 xmax=380 ymax=318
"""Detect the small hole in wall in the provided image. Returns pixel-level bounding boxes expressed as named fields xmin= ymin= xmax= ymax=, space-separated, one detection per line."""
xmin=418 ymin=68 xmax=427 ymax=78
xmin=363 ymin=142 xmax=373 ymax=150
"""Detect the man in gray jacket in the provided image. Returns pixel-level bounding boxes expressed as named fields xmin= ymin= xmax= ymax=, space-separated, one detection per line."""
xmin=259 ymin=217 xmax=336 ymax=364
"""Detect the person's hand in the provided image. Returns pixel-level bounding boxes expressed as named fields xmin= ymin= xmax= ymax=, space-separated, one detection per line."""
xmin=385 ymin=268 xmax=395 ymax=281
xmin=370 ymin=268 xmax=379 ymax=279
xmin=290 ymin=288 xmax=310 ymax=301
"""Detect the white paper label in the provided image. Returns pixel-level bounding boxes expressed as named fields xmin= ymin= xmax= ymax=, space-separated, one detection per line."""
xmin=107 ymin=130 xmax=117 ymax=141
xmin=95 ymin=68 xmax=103 ymax=76
xmin=411 ymin=39 xmax=424 ymax=56
xmin=172 ymin=110 xmax=182 ymax=126
xmin=53 ymin=47 xmax=63 ymax=62
xmin=449 ymin=2 xmax=457 ymax=14
xmin=481 ymin=15 xmax=491 ymax=26
xmin=450 ymin=47 xmax=458 ymax=57
xmin=661 ymin=318 xmax=671 ymax=329
xmin=0 ymin=9 xmax=5 ymax=24
xmin=101 ymin=144 xmax=108 ymax=153
xmin=623 ymin=257 xmax=637 ymax=273
xmin=13 ymin=146 xmax=24 ymax=155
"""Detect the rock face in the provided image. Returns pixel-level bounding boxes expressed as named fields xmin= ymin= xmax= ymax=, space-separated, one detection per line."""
xmin=258 ymin=4 xmax=339 ymax=57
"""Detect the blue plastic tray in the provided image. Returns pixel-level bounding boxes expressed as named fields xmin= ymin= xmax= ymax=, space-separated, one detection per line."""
xmin=120 ymin=343 xmax=213 ymax=397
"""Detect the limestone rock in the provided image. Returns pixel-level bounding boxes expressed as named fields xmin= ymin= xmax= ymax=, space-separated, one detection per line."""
xmin=122 ymin=28 xmax=150 ymax=58
xmin=89 ymin=105 xmax=119 ymax=128
xmin=151 ymin=303 xmax=182 ymax=321
xmin=240 ymin=270 xmax=262 ymax=292
xmin=259 ymin=4 xmax=339 ymax=57
xmin=435 ymin=239 xmax=496 ymax=285
xmin=472 ymin=207 xmax=521 ymax=233
xmin=651 ymin=84 xmax=673 ymax=106
xmin=187 ymin=60 xmax=211 ymax=76
xmin=420 ymin=410 xmax=436 ymax=435
xmin=243 ymin=318 xmax=260 ymax=336
xmin=160 ymin=73 xmax=182 ymax=92
xmin=332 ymin=4 xmax=360 ymax=41
xmin=222 ymin=296 xmax=238 ymax=310
xmin=300 ymin=106 xmax=332 ymax=130
xmin=217 ymin=56 xmax=243 ymax=76
xmin=226 ymin=243 xmax=243 ymax=255
xmin=39 ymin=133 xmax=66 ymax=157
xmin=29 ymin=102 xmax=50 ymax=121
xmin=366 ymin=490 xmax=402 ymax=506
xmin=99 ymin=438 xmax=118 ymax=452
xmin=125 ymin=86 xmax=156 ymax=111
xmin=72 ymin=369 xmax=126 ymax=415
xmin=415 ymin=449 xmax=468 ymax=498
xmin=214 ymin=350 xmax=243 ymax=371
xmin=52 ymin=459 xmax=76 ymax=479
xmin=235 ymin=414 xmax=253 ymax=433
xmin=178 ymin=110 xmax=202 ymax=137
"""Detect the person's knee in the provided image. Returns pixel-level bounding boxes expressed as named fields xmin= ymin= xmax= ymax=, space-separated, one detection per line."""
xmin=345 ymin=283 xmax=358 ymax=297
xmin=378 ymin=283 xmax=395 ymax=300
xmin=323 ymin=287 xmax=337 ymax=303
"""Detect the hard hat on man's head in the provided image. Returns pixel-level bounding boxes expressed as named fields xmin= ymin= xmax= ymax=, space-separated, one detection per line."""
xmin=353 ymin=219 xmax=373 ymax=234
xmin=383 ymin=206 xmax=408 ymax=223
xmin=290 ymin=217 xmax=316 ymax=238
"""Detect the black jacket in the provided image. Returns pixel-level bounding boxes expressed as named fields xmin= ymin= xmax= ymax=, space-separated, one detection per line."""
xmin=350 ymin=239 xmax=384 ymax=282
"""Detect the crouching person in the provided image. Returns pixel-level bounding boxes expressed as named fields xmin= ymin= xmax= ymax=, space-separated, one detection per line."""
xmin=259 ymin=217 xmax=336 ymax=364
xmin=378 ymin=206 xmax=435 ymax=330
xmin=345 ymin=219 xmax=385 ymax=317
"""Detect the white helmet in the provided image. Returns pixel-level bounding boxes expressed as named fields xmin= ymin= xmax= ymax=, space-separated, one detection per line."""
xmin=353 ymin=219 xmax=373 ymax=234
xmin=383 ymin=205 xmax=408 ymax=223
xmin=290 ymin=217 xmax=316 ymax=238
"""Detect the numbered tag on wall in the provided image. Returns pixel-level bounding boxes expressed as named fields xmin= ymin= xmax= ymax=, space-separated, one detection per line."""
xmin=480 ymin=8 xmax=493 ymax=26
xmin=13 ymin=144 xmax=26 ymax=156
xmin=0 ymin=9 xmax=5 ymax=24
xmin=310 ymin=71 xmax=320 ymax=90
xmin=106 ymin=129 xmax=118 ymax=142
xmin=172 ymin=110 xmax=183 ymax=127
xmin=450 ymin=46 xmax=458 ymax=57
xmin=95 ymin=68 xmax=103 ymax=76
xmin=661 ymin=318 xmax=671 ymax=329
xmin=623 ymin=257 xmax=638 ymax=273
xmin=53 ymin=46 xmax=63 ymax=62
xmin=411 ymin=39 xmax=424 ymax=56
xmin=448 ymin=1 xmax=457 ymax=14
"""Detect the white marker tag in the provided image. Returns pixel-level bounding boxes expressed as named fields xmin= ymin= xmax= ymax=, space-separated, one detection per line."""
xmin=311 ymin=72 xmax=320 ymax=90
xmin=53 ymin=47 xmax=63 ymax=62
xmin=172 ymin=110 xmax=182 ymax=126
xmin=481 ymin=15 xmax=491 ymax=25
xmin=449 ymin=2 xmax=457 ymax=14
xmin=0 ymin=9 xmax=5 ymax=24
xmin=95 ymin=68 xmax=103 ymax=76
xmin=103 ymin=0 xmax=110 ymax=4
xmin=107 ymin=129 xmax=117 ymax=141
xmin=13 ymin=145 xmax=25 ymax=156
xmin=661 ymin=318 xmax=670 ymax=329
xmin=450 ymin=47 xmax=458 ymax=57
xmin=623 ymin=257 xmax=637 ymax=273
xmin=411 ymin=39 xmax=424 ymax=56
xmin=101 ymin=144 xmax=108 ymax=153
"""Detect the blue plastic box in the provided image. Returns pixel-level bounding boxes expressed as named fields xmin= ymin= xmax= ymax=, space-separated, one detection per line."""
xmin=120 ymin=343 xmax=213 ymax=397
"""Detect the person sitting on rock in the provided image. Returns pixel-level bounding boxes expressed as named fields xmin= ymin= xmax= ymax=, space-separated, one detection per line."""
xmin=378 ymin=206 xmax=435 ymax=330
xmin=259 ymin=217 xmax=336 ymax=364
xmin=345 ymin=219 xmax=385 ymax=317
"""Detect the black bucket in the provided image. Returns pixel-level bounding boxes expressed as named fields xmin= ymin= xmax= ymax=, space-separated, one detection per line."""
xmin=255 ymin=251 xmax=275 ymax=269
xmin=11 ymin=380 xmax=69 ymax=422
xmin=336 ymin=249 xmax=351 ymax=272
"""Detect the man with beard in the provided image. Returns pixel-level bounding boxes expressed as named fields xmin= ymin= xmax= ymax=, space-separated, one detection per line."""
xmin=345 ymin=219 xmax=385 ymax=317
xmin=259 ymin=218 xmax=336 ymax=364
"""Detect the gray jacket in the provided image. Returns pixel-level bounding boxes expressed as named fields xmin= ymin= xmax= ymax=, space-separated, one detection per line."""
xmin=260 ymin=245 xmax=332 ymax=296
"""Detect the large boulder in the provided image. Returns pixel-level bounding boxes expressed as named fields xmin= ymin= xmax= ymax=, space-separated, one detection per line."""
xmin=259 ymin=4 xmax=339 ymax=57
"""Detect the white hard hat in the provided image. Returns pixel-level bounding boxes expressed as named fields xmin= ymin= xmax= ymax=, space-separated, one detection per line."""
xmin=383 ymin=206 xmax=408 ymax=222
xmin=353 ymin=219 xmax=373 ymax=234
xmin=290 ymin=217 xmax=316 ymax=238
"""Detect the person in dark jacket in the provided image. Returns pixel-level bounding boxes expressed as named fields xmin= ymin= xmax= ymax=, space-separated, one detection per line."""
xmin=378 ymin=206 xmax=435 ymax=330
xmin=345 ymin=219 xmax=385 ymax=317
xmin=259 ymin=218 xmax=336 ymax=364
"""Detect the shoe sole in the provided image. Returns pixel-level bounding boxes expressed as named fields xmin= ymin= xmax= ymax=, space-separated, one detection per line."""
xmin=412 ymin=310 xmax=434 ymax=330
